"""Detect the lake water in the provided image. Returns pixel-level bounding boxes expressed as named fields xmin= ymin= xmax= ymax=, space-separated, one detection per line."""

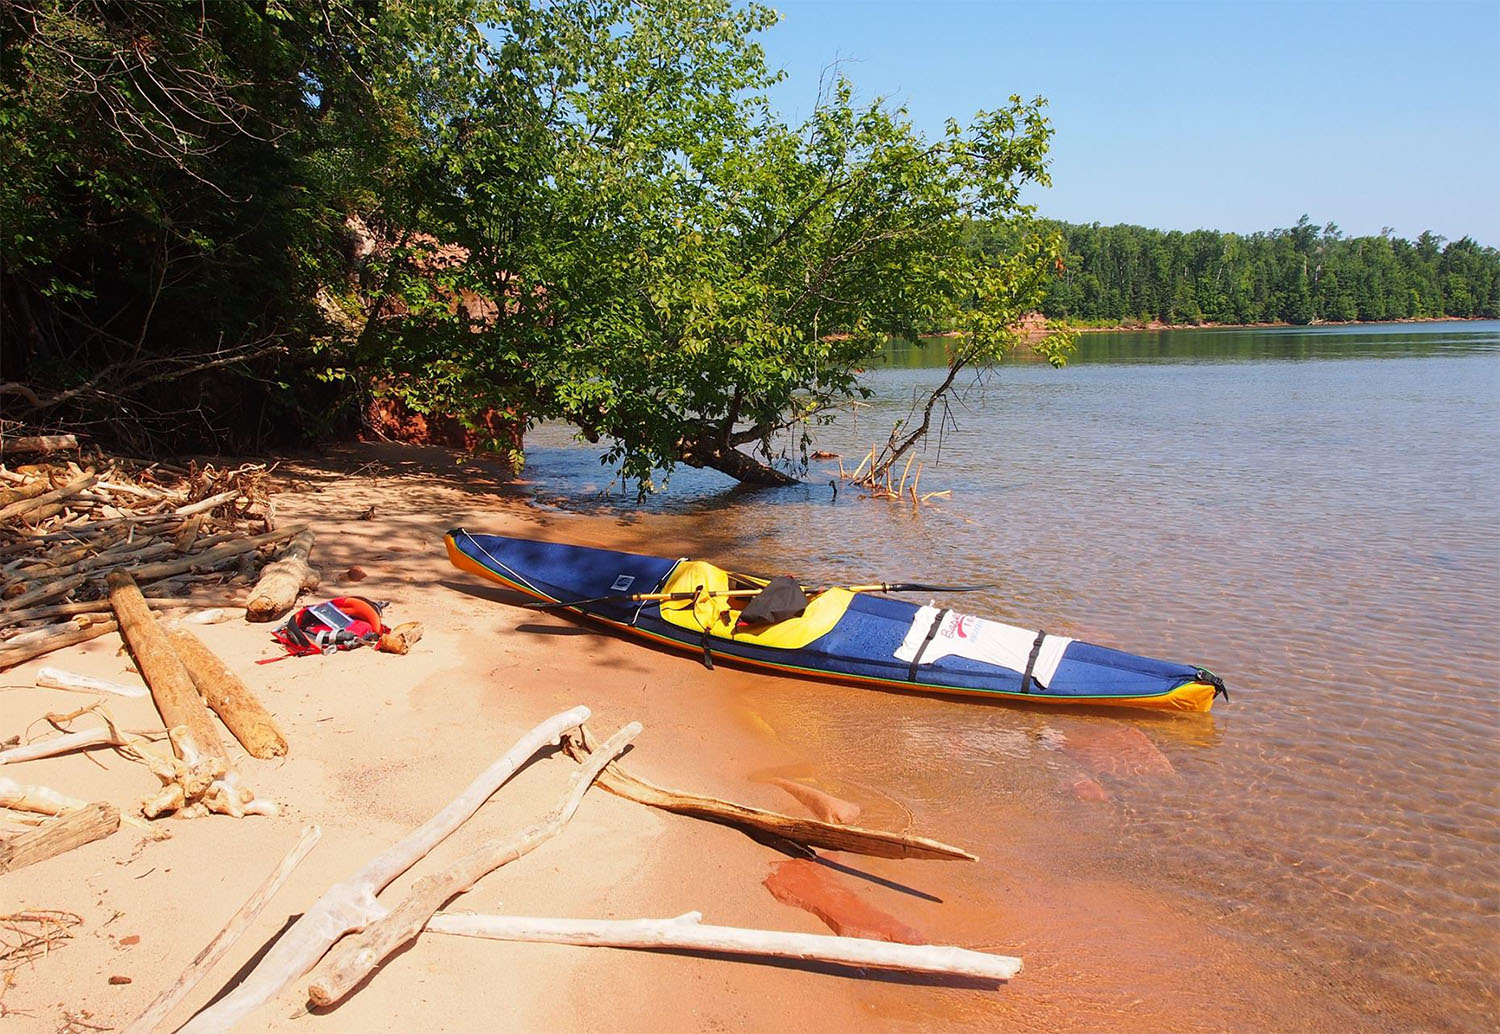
xmin=521 ymin=321 xmax=1500 ymax=1031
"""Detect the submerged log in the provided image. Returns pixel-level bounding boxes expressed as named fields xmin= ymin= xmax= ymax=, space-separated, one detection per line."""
xmin=106 ymin=571 xmax=225 ymax=760
xmin=245 ymin=528 xmax=319 ymax=622
xmin=427 ymin=909 xmax=1021 ymax=982
xmin=167 ymin=628 xmax=286 ymax=759
xmin=564 ymin=729 xmax=974 ymax=862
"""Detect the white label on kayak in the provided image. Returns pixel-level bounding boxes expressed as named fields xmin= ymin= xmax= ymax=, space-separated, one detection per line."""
xmin=611 ymin=575 xmax=635 ymax=592
xmin=893 ymin=606 xmax=1073 ymax=688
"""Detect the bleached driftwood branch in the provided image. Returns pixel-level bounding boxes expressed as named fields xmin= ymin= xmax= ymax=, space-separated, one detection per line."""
xmin=0 ymin=724 xmax=126 ymax=765
xmin=305 ymin=721 xmax=641 ymax=1008
xmin=176 ymin=705 xmax=592 ymax=1034
xmin=0 ymin=773 xmax=151 ymax=830
xmin=121 ymin=826 xmax=321 ymax=1034
xmin=36 ymin=667 xmax=149 ymax=699
xmin=426 ymin=910 xmax=1022 ymax=982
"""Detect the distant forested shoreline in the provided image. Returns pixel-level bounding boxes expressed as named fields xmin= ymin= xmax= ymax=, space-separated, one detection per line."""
xmin=977 ymin=217 xmax=1500 ymax=327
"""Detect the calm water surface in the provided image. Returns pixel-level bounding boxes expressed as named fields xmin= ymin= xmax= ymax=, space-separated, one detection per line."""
xmin=522 ymin=321 xmax=1500 ymax=1031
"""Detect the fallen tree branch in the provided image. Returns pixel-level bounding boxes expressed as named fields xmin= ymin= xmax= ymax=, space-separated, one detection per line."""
xmin=564 ymin=728 xmax=974 ymax=862
xmin=306 ymin=721 xmax=641 ymax=1008
xmin=121 ymin=825 xmax=321 ymax=1034
xmin=0 ymin=572 xmax=88 ymax=613
xmin=0 ymin=594 xmax=228 ymax=628
xmin=176 ymin=705 xmax=592 ymax=1034
xmin=426 ymin=909 xmax=1021 ymax=982
xmin=0 ymin=435 xmax=78 ymax=457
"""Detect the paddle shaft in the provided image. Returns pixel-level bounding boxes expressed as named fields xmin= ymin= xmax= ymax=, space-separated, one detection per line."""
xmin=534 ymin=582 xmax=993 ymax=610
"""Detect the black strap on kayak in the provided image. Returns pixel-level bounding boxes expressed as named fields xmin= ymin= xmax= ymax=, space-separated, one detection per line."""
xmin=692 ymin=585 xmax=714 ymax=670
xmin=1020 ymin=630 xmax=1047 ymax=694
xmin=906 ymin=608 xmax=950 ymax=681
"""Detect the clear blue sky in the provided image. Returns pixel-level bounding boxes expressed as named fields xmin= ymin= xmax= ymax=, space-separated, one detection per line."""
xmin=755 ymin=0 xmax=1500 ymax=245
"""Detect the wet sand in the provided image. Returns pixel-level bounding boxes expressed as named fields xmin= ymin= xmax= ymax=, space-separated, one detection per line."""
xmin=2 ymin=444 xmax=1321 ymax=1032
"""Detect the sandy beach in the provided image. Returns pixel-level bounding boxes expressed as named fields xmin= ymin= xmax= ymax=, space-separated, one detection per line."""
xmin=2 ymin=443 xmax=1303 ymax=1034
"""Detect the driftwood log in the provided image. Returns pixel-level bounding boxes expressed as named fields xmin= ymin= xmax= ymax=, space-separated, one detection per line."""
xmin=0 ymin=434 xmax=78 ymax=457
xmin=305 ymin=721 xmax=640 ymax=1008
xmin=121 ymin=826 xmax=321 ymax=1034
xmin=564 ymin=728 xmax=974 ymax=862
xmin=0 ymin=618 xmax=118 ymax=671
xmin=106 ymin=571 xmax=225 ymax=760
xmin=0 ymin=801 xmax=118 ymax=874
xmin=177 ymin=705 xmax=593 ymax=1034
xmin=245 ymin=528 xmax=319 ymax=622
xmin=377 ymin=621 xmax=423 ymax=655
xmin=167 ymin=628 xmax=287 ymax=758
xmin=427 ymin=909 xmax=1022 ymax=982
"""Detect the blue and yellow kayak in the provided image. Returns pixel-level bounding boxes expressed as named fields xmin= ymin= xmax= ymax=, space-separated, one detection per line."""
xmin=445 ymin=528 xmax=1226 ymax=713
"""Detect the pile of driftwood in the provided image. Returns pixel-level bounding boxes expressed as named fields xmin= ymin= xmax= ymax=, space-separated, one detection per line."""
xmin=0 ymin=447 xmax=304 ymax=671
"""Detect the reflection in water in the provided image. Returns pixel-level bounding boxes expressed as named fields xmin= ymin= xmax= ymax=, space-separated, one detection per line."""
xmin=521 ymin=321 xmax=1500 ymax=1031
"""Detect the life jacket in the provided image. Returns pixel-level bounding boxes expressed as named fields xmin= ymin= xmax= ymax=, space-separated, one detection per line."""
xmin=271 ymin=596 xmax=388 ymax=657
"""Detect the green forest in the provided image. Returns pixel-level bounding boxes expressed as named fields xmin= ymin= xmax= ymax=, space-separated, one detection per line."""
xmin=3 ymin=1 xmax=1495 ymax=485
xmin=978 ymin=217 xmax=1500 ymax=326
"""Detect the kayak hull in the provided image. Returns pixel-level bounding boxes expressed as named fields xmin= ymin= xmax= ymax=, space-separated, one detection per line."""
xmin=446 ymin=529 xmax=1222 ymax=713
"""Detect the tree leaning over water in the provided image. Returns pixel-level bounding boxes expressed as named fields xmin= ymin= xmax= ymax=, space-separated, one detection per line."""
xmin=1 ymin=0 xmax=1071 ymax=489
xmin=362 ymin=0 xmax=1073 ymax=489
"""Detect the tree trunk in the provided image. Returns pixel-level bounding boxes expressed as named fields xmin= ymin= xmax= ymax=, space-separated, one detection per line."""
xmin=680 ymin=443 xmax=800 ymax=486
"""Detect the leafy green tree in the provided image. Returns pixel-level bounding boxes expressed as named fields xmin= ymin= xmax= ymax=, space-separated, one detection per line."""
xmin=365 ymin=0 xmax=1072 ymax=489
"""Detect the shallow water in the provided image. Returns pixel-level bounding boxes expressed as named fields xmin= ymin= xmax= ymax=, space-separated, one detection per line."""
xmin=522 ymin=320 xmax=1500 ymax=1031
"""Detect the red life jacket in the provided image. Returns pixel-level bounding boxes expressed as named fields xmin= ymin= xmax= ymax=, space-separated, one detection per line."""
xmin=271 ymin=597 xmax=388 ymax=657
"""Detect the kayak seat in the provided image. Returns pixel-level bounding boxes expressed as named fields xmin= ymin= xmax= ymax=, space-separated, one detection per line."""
xmin=656 ymin=560 xmax=852 ymax=651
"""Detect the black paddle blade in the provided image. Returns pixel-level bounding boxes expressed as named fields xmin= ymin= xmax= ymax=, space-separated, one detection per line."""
xmin=879 ymin=582 xmax=997 ymax=593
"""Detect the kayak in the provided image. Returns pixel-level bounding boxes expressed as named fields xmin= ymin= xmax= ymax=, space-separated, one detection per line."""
xmin=445 ymin=528 xmax=1227 ymax=713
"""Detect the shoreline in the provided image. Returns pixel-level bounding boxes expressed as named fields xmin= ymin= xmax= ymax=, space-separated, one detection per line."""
xmin=0 ymin=443 xmax=1318 ymax=1032
xmin=1069 ymin=313 xmax=1492 ymax=333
